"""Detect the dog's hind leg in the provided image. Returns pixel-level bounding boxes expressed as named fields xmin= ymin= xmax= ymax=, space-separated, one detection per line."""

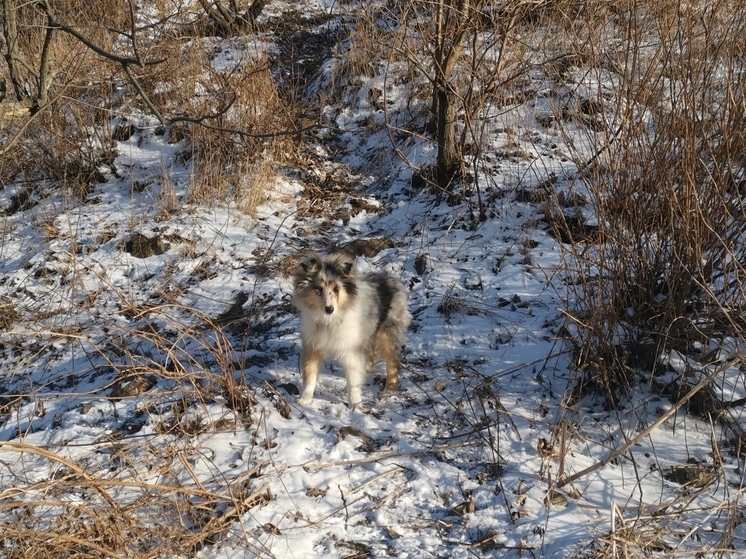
xmin=365 ymin=344 xmax=377 ymax=374
xmin=299 ymin=346 xmax=323 ymax=406
xmin=378 ymin=330 xmax=401 ymax=398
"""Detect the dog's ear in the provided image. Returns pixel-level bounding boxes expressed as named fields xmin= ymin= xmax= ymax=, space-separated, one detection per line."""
xmin=333 ymin=253 xmax=355 ymax=277
xmin=340 ymin=259 xmax=353 ymax=277
xmin=296 ymin=253 xmax=322 ymax=277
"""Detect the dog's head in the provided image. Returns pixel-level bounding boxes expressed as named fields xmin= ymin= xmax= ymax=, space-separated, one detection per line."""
xmin=293 ymin=252 xmax=357 ymax=316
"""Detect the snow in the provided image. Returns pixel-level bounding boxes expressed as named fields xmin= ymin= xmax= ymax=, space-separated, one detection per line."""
xmin=1 ymin=2 xmax=745 ymax=558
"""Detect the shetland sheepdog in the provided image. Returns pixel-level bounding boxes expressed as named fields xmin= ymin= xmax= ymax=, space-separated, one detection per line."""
xmin=292 ymin=251 xmax=411 ymax=409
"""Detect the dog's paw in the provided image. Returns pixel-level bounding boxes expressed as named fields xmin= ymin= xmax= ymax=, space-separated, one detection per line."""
xmin=379 ymin=387 xmax=399 ymax=400
xmin=298 ymin=386 xmax=315 ymax=406
xmin=349 ymin=401 xmax=367 ymax=413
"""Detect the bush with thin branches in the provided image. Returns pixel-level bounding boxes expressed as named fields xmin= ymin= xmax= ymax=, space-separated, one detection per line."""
xmin=553 ymin=0 xmax=746 ymax=401
xmin=0 ymin=0 xmax=300 ymax=215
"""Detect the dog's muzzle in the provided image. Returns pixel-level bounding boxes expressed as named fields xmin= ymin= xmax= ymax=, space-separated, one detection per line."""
xmin=324 ymin=305 xmax=334 ymax=314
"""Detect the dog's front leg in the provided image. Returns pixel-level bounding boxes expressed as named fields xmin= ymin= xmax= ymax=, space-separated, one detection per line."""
xmin=341 ymin=353 xmax=367 ymax=410
xmin=299 ymin=346 xmax=322 ymax=405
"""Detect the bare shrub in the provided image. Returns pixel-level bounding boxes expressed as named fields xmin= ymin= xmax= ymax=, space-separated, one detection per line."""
xmin=160 ymin=45 xmax=294 ymax=214
xmin=0 ymin=1 xmax=302 ymax=215
xmin=0 ymin=1 xmax=127 ymax=200
xmin=556 ymin=1 xmax=746 ymax=400
xmin=197 ymin=0 xmax=268 ymax=36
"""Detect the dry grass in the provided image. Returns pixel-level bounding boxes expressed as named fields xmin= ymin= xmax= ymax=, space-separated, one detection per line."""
xmin=0 ymin=280 xmax=279 ymax=558
xmin=546 ymin=0 xmax=746 ymax=403
xmin=325 ymin=7 xmax=395 ymax=99
xmin=0 ymin=0 xmax=302 ymax=217
xmin=3 ymin=1 xmax=746 ymax=557
xmin=0 ymin=441 xmax=273 ymax=558
xmin=138 ymin=30 xmax=298 ymax=214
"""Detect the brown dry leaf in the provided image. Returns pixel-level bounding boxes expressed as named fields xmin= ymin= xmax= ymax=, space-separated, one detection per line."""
xmin=544 ymin=490 xmax=568 ymax=508
xmin=337 ymin=425 xmax=371 ymax=443
xmin=448 ymin=495 xmax=476 ymax=517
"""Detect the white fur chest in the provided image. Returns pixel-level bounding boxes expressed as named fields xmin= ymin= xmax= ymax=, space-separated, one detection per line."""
xmin=300 ymin=308 xmax=364 ymax=358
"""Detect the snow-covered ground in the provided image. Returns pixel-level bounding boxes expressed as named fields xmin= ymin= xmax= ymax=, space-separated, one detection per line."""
xmin=1 ymin=1 xmax=744 ymax=558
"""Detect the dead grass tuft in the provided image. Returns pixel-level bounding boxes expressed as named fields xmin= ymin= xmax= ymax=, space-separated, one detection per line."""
xmin=0 ymin=441 xmax=273 ymax=558
xmin=0 ymin=296 xmax=20 ymax=331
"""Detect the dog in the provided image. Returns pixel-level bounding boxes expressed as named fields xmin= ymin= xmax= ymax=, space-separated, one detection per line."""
xmin=292 ymin=251 xmax=411 ymax=409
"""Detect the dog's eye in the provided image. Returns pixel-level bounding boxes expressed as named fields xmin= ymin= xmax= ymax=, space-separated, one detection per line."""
xmin=332 ymin=285 xmax=339 ymax=294
xmin=314 ymin=286 xmax=323 ymax=295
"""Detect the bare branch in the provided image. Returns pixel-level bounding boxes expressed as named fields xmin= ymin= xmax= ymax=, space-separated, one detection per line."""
xmin=2 ymin=0 xmax=32 ymax=102
xmin=167 ymin=116 xmax=320 ymax=139
xmin=41 ymin=5 xmax=166 ymax=68
xmin=557 ymin=355 xmax=745 ymax=490
xmin=121 ymin=64 xmax=167 ymax=125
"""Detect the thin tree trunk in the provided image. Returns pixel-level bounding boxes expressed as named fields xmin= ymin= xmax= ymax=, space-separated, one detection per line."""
xmin=434 ymin=84 xmax=459 ymax=189
xmin=35 ymin=13 xmax=56 ymax=111
xmin=430 ymin=0 xmax=469 ymax=190
xmin=2 ymin=0 xmax=30 ymax=103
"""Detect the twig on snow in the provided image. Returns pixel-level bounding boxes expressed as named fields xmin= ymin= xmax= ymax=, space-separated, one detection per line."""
xmin=557 ymin=355 xmax=744 ymax=489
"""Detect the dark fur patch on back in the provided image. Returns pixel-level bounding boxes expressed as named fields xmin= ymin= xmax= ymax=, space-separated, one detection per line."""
xmin=367 ymin=273 xmax=395 ymax=330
